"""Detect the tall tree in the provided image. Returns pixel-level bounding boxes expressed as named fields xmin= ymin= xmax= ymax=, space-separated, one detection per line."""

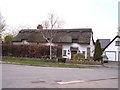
xmin=41 ymin=13 xmax=63 ymax=59
xmin=4 ymin=34 xmax=14 ymax=44
xmin=93 ymin=39 xmax=103 ymax=62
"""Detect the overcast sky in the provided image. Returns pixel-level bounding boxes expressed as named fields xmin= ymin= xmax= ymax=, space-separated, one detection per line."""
xmin=0 ymin=0 xmax=119 ymax=40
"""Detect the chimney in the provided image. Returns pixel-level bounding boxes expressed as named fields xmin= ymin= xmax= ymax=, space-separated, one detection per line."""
xmin=37 ymin=24 xmax=43 ymax=30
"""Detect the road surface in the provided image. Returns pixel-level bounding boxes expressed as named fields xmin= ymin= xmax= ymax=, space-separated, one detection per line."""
xmin=2 ymin=63 xmax=118 ymax=88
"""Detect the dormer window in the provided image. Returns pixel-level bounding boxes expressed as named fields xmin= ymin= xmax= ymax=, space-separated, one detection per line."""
xmin=72 ymin=38 xmax=78 ymax=43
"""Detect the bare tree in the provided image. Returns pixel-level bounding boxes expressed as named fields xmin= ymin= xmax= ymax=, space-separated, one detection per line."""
xmin=41 ymin=13 xmax=63 ymax=59
xmin=42 ymin=20 xmax=49 ymax=29
xmin=12 ymin=24 xmax=31 ymax=36
xmin=42 ymin=13 xmax=64 ymax=29
xmin=0 ymin=11 xmax=6 ymax=43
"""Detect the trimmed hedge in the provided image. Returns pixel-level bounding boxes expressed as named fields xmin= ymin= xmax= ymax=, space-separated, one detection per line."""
xmin=2 ymin=44 xmax=62 ymax=58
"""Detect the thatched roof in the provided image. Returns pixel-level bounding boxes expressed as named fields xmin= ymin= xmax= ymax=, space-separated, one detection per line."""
xmin=13 ymin=28 xmax=93 ymax=44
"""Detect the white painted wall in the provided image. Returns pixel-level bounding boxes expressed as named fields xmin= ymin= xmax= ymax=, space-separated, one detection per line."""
xmin=117 ymin=36 xmax=120 ymax=61
xmin=13 ymin=40 xmax=29 ymax=45
xmin=62 ymin=44 xmax=71 ymax=59
xmin=62 ymin=43 xmax=90 ymax=59
xmin=103 ymin=38 xmax=119 ymax=61
xmin=62 ymin=34 xmax=94 ymax=59
xmin=89 ymin=34 xmax=94 ymax=57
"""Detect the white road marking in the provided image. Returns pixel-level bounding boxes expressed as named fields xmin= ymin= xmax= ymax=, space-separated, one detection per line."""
xmin=57 ymin=77 xmax=118 ymax=85
xmin=57 ymin=80 xmax=85 ymax=85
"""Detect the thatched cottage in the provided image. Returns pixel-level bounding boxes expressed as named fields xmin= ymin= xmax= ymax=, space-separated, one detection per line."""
xmin=12 ymin=28 xmax=94 ymax=59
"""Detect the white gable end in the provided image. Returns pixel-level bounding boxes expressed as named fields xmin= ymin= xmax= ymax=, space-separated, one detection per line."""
xmin=103 ymin=36 xmax=120 ymax=61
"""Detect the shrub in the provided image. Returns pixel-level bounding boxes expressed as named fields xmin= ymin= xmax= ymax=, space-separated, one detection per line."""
xmin=77 ymin=53 xmax=85 ymax=60
xmin=72 ymin=53 xmax=85 ymax=61
xmin=58 ymin=58 xmax=66 ymax=63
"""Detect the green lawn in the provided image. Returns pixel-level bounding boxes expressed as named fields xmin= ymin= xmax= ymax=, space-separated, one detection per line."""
xmin=1 ymin=57 xmax=96 ymax=68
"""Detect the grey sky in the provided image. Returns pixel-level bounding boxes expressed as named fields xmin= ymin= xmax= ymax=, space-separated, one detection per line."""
xmin=0 ymin=0 xmax=119 ymax=40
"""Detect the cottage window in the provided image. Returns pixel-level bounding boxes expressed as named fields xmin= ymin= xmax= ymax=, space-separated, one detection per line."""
xmin=82 ymin=51 xmax=85 ymax=56
xmin=63 ymin=50 xmax=67 ymax=56
xmin=72 ymin=39 xmax=78 ymax=43
xmin=115 ymin=41 xmax=120 ymax=46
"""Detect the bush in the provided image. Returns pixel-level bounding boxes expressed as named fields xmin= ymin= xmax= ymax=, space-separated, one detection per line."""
xmin=78 ymin=53 xmax=85 ymax=60
xmin=58 ymin=58 xmax=66 ymax=63
xmin=72 ymin=53 xmax=85 ymax=61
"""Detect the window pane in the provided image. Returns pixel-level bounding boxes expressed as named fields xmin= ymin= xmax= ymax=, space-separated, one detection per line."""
xmin=63 ymin=50 xmax=67 ymax=56
xmin=82 ymin=51 xmax=85 ymax=55
xmin=115 ymin=41 xmax=120 ymax=46
xmin=72 ymin=39 xmax=78 ymax=43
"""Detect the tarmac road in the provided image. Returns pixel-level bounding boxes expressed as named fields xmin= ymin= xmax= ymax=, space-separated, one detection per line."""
xmin=2 ymin=63 xmax=118 ymax=88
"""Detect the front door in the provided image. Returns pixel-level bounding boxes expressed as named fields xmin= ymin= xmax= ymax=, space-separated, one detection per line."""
xmin=71 ymin=51 xmax=77 ymax=59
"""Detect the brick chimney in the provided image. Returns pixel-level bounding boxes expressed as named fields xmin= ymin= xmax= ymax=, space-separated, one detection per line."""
xmin=37 ymin=24 xmax=43 ymax=30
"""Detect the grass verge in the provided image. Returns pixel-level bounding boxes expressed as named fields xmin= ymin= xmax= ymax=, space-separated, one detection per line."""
xmin=1 ymin=57 xmax=98 ymax=68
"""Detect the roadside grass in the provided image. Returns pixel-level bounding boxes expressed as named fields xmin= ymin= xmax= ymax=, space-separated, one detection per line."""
xmin=1 ymin=57 xmax=97 ymax=68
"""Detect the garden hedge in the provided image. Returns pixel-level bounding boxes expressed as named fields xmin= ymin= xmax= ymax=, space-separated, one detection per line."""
xmin=2 ymin=44 xmax=62 ymax=58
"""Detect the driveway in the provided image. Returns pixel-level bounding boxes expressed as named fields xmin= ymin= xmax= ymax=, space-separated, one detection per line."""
xmin=103 ymin=61 xmax=119 ymax=68
xmin=2 ymin=63 xmax=118 ymax=88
